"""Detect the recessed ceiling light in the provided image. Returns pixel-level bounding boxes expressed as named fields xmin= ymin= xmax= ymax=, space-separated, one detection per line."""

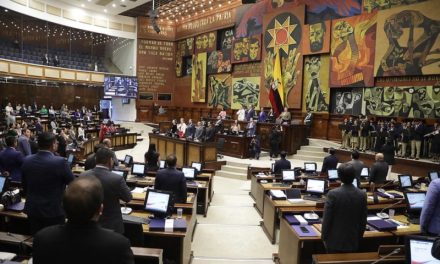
xmin=81 ymin=4 xmax=85 ymax=7
xmin=4 ymin=9 xmax=8 ymax=12
xmin=104 ymin=9 xmax=107 ymax=12
xmin=87 ymin=0 xmax=91 ymax=2
xmin=121 ymin=0 xmax=125 ymax=2
xmin=112 ymin=3 xmax=116 ymax=7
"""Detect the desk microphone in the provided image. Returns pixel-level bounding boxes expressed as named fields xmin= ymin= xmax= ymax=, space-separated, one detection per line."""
xmin=376 ymin=200 xmax=403 ymax=219
xmin=376 ymin=180 xmax=395 ymax=192
xmin=371 ymin=248 xmax=401 ymax=264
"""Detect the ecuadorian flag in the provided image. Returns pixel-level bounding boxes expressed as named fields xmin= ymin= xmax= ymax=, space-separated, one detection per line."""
xmin=269 ymin=50 xmax=284 ymax=117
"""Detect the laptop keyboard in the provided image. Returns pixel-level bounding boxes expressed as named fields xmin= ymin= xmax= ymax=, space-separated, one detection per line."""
xmin=122 ymin=215 xmax=150 ymax=224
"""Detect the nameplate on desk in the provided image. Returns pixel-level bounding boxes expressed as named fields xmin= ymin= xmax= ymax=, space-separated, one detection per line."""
xmin=149 ymin=219 xmax=187 ymax=232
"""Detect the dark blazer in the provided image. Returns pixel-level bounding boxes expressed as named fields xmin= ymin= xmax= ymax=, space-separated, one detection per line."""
xmin=80 ymin=167 xmax=132 ymax=234
xmin=205 ymin=127 xmax=216 ymax=142
xmin=0 ymin=147 xmax=24 ymax=182
xmin=381 ymin=143 xmax=395 ymax=165
xmin=321 ymin=184 xmax=367 ymax=253
xmin=145 ymin=151 xmax=159 ymax=171
xmin=274 ymin=158 xmax=291 ymax=175
xmin=17 ymin=135 xmax=31 ymax=156
xmin=22 ymin=151 xmax=74 ymax=218
xmin=369 ymin=161 xmax=389 ymax=184
xmin=33 ymin=222 xmax=134 ymax=264
xmin=347 ymin=159 xmax=365 ymax=182
xmin=155 ymin=167 xmax=187 ymax=203
xmin=321 ymin=154 xmax=338 ymax=174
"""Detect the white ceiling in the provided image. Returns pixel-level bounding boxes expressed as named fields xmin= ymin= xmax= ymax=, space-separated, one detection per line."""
xmin=56 ymin=0 xmax=151 ymax=16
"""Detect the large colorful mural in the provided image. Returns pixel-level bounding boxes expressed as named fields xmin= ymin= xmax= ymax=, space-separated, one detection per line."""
xmin=302 ymin=21 xmax=331 ymax=55
xmin=302 ymin=55 xmax=330 ymax=112
xmin=207 ymin=50 xmax=232 ymax=74
xmin=330 ymin=12 xmax=377 ymax=88
xmin=232 ymin=34 xmax=262 ymax=64
xmin=191 ymin=53 xmax=207 ymax=103
xmin=330 ymin=88 xmax=363 ymax=115
xmin=363 ymin=0 xmax=428 ymax=12
xmin=232 ymin=76 xmax=261 ymax=110
xmin=374 ymin=1 xmax=440 ymax=77
xmin=305 ymin=0 xmax=362 ymax=24
xmin=208 ymin=74 xmax=232 ymax=109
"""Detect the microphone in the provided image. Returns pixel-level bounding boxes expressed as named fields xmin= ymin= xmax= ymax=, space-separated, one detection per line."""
xmin=376 ymin=200 xmax=403 ymax=219
xmin=371 ymin=248 xmax=401 ymax=264
xmin=376 ymin=180 xmax=395 ymax=193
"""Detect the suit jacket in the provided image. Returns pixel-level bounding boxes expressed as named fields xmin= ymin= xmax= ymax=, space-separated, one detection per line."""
xmin=33 ymin=222 xmax=134 ymax=264
xmin=205 ymin=127 xmax=216 ymax=142
xmin=84 ymin=153 xmax=96 ymax=170
xmin=274 ymin=158 xmax=291 ymax=175
xmin=80 ymin=166 xmax=132 ymax=233
xmin=194 ymin=127 xmax=205 ymax=141
xmin=321 ymin=154 xmax=338 ymax=174
xmin=322 ymin=184 xmax=367 ymax=252
xmin=347 ymin=159 xmax=365 ymax=182
xmin=246 ymin=109 xmax=255 ymax=121
xmin=155 ymin=168 xmax=187 ymax=203
xmin=420 ymin=179 xmax=440 ymax=235
xmin=17 ymin=135 xmax=31 ymax=156
xmin=22 ymin=151 xmax=74 ymax=218
xmin=0 ymin=147 xmax=24 ymax=182
xmin=369 ymin=161 xmax=388 ymax=184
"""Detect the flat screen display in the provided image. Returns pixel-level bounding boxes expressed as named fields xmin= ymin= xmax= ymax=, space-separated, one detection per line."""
xmin=282 ymin=170 xmax=295 ymax=181
xmin=406 ymin=192 xmax=426 ymax=210
xmin=182 ymin=167 xmax=195 ymax=180
xmin=328 ymin=169 xmax=338 ymax=180
xmin=306 ymin=179 xmax=325 ymax=194
xmin=67 ymin=154 xmax=74 ymax=164
xmin=409 ymin=239 xmax=440 ymax=264
xmin=429 ymin=171 xmax=439 ymax=181
xmin=361 ymin=167 xmax=369 ymax=177
xmin=399 ymin=175 xmax=412 ymax=188
xmin=159 ymin=160 xmax=165 ymax=169
xmin=191 ymin=162 xmax=202 ymax=171
xmin=0 ymin=177 xmax=6 ymax=193
xmin=144 ymin=190 xmax=170 ymax=214
xmin=104 ymin=75 xmax=138 ymax=98
xmin=132 ymin=164 xmax=145 ymax=176
xmin=304 ymin=163 xmax=316 ymax=172
xmin=124 ymin=155 xmax=133 ymax=165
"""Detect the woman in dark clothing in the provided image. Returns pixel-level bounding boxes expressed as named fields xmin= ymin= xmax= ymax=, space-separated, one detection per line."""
xmin=144 ymin=143 xmax=160 ymax=171
xmin=269 ymin=126 xmax=282 ymax=158
xmin=375 ymin=123 xmax=387 ymax=152
xmin=381 ymin=139 xmax=396 ymax=165
xmin=56 ymin=128 xmax=67 ymax=157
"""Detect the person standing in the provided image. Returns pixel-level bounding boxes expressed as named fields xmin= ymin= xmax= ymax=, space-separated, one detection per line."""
xmin=0 ymin=136 xmax=24 ymax=182
xmin=369 ymin=153 xmax=388 ymax=184
xmin=144 ymin=143 xmax=160 ymax=172
xmin=398 ymin=122 xmax=410 ymax=158
xmin=273 ymin=151 xmax=291 ymax=174
xmin=347 ymin=150 xmax=364 ymax=183
xmin=269 ymin=125 xmax=282 ymax=158
xmin=80 ymin=148 xmax=132 ymax=234
xmin=420 ymin=178 xmax=440 ymax=235
xmin=18 ymin=128 xmax=32 ymax=157
xmin=236 ymin=105 xmax=246 ymax=121
xmin=321 ymin=163 xmax=367 ymax=253
xmin=21 ymin=132 xmax=74 ymax=234
xmin=321 ymin=148 xmax=338 ymax=174
xmin=304 ymin=109 xmax=313 ymax=138
xmin=154 ymin=155 xmax=187 ymax=203
xmin=33 ymin=176 xmax=134 ymax=264
xmin=381 ymin=139 xmax=395 ymax=166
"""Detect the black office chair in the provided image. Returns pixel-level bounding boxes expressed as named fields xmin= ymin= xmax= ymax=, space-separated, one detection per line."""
xmin=123 ymin=222 xmax=144 ymax=247
xmin=216 ymin=138 xmax=225 ymax=159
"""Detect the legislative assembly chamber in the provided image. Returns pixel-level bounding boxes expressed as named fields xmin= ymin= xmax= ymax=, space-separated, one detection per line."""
xmin=0 ymin=0 xmax=440 ymax=263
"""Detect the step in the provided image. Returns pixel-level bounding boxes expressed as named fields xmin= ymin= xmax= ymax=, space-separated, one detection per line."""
xmin=296 ymin=150 xmax=328 ymax=158
xmin=215 ymin=170 xmax=248 ymax=181
xmin=300 ymin=146 xmax=325 ymax=152
xmin=221 ymin=165 xmax=248 ymax=173
xmin=292 ymin=154 xmax=324 ymax=163
xmin=308 ymin=138 xmax=341 ymax=148
xmin=226 ymin=161 xmax=250 ymax=168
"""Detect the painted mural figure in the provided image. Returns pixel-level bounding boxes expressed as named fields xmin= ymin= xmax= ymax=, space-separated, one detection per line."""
xmin=233 ymin=79 xmax=260 ymax=107
xmin=209 ymin=76 xmax=231 ymax=109
xmin=377 ymin=10 xmax=440 ymax=76
xmin=309 ymin=22 xmax=326 ymax=53
xmin=304 ymin=56 xmax=328 ymax=112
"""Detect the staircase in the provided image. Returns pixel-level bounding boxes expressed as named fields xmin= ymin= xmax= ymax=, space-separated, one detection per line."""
xmin=215 ymin=161 xmax=250 ymax=180
xmin=292 ymin=138 xmax=341 ymax=162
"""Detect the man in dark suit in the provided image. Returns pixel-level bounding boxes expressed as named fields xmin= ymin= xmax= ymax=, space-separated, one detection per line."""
xmin=33 ymin=176 xmax=134 ymax=264
xmin=246 ymin=105 xmax=255 ymax=121
xmin=273 ymin=151 xmax=291 ymax=175
xmin=347 ymin=150 xmax=364 ymax=182
xmin=322 ymin=163 xmax=367 ymax=253
xmin=155 ymin=154 xmax=187 ymax=203
xmin=0 ymin=136 xmax=24 ymax=182
xmin=205 ymin=122 xmax=216 ymax=142
xmin=321 ymin=148 xmax=338 ymax=174
xmin=21 ymin=132 xmax=74 ymax=234
xmin=84 ymin=143 xmax=105 ymax=170
xmin=17 ymin=128 xmax=32 ymax=156
xmin=369 ymin=153 xmax=388 ymax=184
xmin=80 ymin=148 xmax=132 ymax=234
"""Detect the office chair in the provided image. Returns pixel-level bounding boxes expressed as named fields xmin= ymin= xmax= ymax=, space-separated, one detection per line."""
xmin=216 ymin=138 xmax=225 ymax=159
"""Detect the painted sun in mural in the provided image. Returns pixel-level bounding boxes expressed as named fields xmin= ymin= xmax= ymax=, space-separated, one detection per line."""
xmin=264 ymin=12 xmax=301 ymax=58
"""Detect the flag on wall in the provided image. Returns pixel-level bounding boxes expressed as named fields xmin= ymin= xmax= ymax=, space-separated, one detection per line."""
xmin=269 ymin=50 xmax=284 ymax=116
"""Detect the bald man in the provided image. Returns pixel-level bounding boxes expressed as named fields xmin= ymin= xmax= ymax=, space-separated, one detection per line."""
xmin=369 ymin=153 xmax=388 ymax=184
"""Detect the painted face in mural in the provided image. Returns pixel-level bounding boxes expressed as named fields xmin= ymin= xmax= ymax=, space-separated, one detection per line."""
xmin=196 ymin=36 xmax=202 ymax=50
xmin=242 ymin=38 xmax=249 ymax=56
xmin=309 ymin=22 xmax=326 ymax=52
xmin=306 ymin=57 xmax=321 ymax=79
xmin=333 ymin=21 xmax=354 ymax=41
xmin=187 ymin=38 xmax=194 ymax=51
xmin=208 ymin=33 xmax=216 ymax=49
xmin=233 ymin=41 xmax=243 ymax=61
xmin=202 ymin=35 xmax=209 ymax=49
xmin=249 ymin=38 xmax=260 ymax=60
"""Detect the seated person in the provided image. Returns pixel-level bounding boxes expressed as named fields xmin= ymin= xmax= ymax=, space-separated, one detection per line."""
xmin=144 ymin=143 xmax=160 ymax=171
xmin=230 ymin=120 xmax=241 ymax=133
xmin=154 ymin=154 xmax=187 ymax=203
xmin=40 ymin=105 xmax=49 ymax=115
xmin=278 ymin=107 xmax=291 ymax=124
xmin=273 ymin=151 xmax=291 ymax=174
xmin=33 ymin=176 xmax=134 ymax=264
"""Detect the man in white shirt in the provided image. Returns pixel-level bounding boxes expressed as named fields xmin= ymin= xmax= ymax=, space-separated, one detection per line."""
xmin=5 ymin=103 xmax=15 ymax=126
xmin=236 ymin=105 xmax=246 ymax=121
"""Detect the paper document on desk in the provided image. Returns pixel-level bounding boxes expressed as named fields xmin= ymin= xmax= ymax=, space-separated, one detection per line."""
xmin=287 ymin=199 xmax=304 ymax=203
xmin=131 ymin=187 xmax=144 ymax=194
xmin=270 ymin=190 xmax=286 ymax=199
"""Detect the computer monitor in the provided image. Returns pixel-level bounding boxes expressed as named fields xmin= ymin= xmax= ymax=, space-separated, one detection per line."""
xmin=182 ymin=167 xmax=196 ymax=180
xmin=67 ymin=154 xmax=75 ymax=167
xmin=143 ymin=189 xmax=174 ymax=219
xmin=352 ymin=178 xmax=359 ymax=188
xmin=428 ymin=171 xmax=439 ymax=182
xmin=398 ymin=175 xmax=413 ymax=188
xmin=124 ymin=155 xmax=133 ymax=166
xmin=304 ymin=162 xmax=317 ymax=173
xmin=306 ymin=179 xmax=326 ymax=196
xmin=131 ymin=164 xmax=145 ymax=177
xmin=0 ymin=175 xmax=7 ymax=194
xmin=112 ymin=170 xmax=128 ymax=181
xmin=360 ymin=167 xmax=369 ymax=178
xmin=282 ymin=170 xmax=295 ymax=182
xmin=328 ymin=169 xmax=338 ymax=180
xmin=191 ymin=162 xmax=202 ymax=172
xmin=404 ymin=192 xmax=426 ymax=214
xmin=405 ymin=235 xmax=440 ymax=264
xmin=159 ymin=160 xmax=166 ymax=169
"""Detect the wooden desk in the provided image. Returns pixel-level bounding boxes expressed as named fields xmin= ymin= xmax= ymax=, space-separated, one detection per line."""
xmin=215 ymin=134 xmax=252 ymax=159
xmin=277 ymin=215 xmax=419 ymax=264
xmin=149 ymin=133 xmax=217 ymax=167
xmin=312 ymin=251 xmax=404 ymax=264
xmin=253 ymin=182 xmax=300 ymax=217
xmin=250 ymin=174 xmax=277 ymax=202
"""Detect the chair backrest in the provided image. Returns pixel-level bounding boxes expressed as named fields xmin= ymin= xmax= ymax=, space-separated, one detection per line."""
xmin=216 ymin=138 xmax=225 ymax=151
xmin=123 ymin=222 xmax=144 ymax=247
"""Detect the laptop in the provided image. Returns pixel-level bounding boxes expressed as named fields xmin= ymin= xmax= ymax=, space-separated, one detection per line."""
xmin=112 ymin=169 xmax=128 ymax=181
xmin=304 ymin=162 xmax=317 ymax=175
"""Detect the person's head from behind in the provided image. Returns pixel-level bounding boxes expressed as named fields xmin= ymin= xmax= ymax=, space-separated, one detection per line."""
xmin=148 ymin=143 xmax=156 ymax=153
xmin=166 ymin=154 xmax=177 ymax=168
xmin=338 ymin=163 xmax=355 ymax=185
xmin=5 ymin=136 xmax=17 ymax=148
xmin=95 ymin=147 xmax=114 ymax=168
xmin=93 ymin=143 xmax=105 ymax=154
xmin=64 ymin=176 xmax=103 ymax=224
xmin=102 ymin=138 xmax=112 ymax=148
xmin=280 ymin=151 xmax=287 ymax=159
xmin=328 ymin=148 xmax=335 ymax=155
xmin=375 ymin=153 xmax=384 ymax=161
xmin=38 ymin=132 xmax=57 ymax=151
xmin=351 ymin=150 xmax=360 ymax=160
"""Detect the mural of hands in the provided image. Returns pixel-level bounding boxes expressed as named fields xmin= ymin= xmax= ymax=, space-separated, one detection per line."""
xmin=283 ymin=47 xmax=301 ymax=104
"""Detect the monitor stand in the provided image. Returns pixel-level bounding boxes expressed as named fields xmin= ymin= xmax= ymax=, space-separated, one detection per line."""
xmin=406 ymin=213 xmax=420 ymax=225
